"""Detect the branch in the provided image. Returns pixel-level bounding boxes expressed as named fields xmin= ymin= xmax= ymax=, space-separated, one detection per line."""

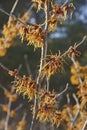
xmin=66 ymin=94 xmax=74 ymax=122
xmin=0 ymin=62 xmax=9 ymax=72
xmin=15 ymin=104 xmax=23 ymax=111
xmin=81 ymin=119 xmax=87 ymax=130
xmin=4 ymin=101 xmax=11 ymax=130
xmin=76 ymin=36 xmax=86 ymax=48
xmin=8 ymin=0 xmax=19 ymax=26
xmin=61 ymin=36 xmax=86 ymax=58
xmin=24 ymin=54 xmax=32 ymax=76
xmin=72 ymin=93 xmax=80 ymax=125
xmin=0 ymin=8 xmax=34 ymax=26
xmin=61 ymin=0 xmax=69 ymax=8
xmin=71 ymin=57 xmax=82 ymax=84
xmin=55 ymin=83 xmax=68 ymax=99
xmin=4 ymin=64 xmax=22 ymax=130
xmin=30 ymin=95 xmax=37 ymax=130
xmin=30 ymin=1 xmax=49 ymax=130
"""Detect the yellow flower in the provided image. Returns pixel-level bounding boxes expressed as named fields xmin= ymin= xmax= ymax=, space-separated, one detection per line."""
xmin=19 ymin=25 xmax=44 ymax=48
xmin=4 ymin=90 xmax=18 ymax=102
xmin=70 ymin=74 xmax=80 ymax=85
xmin=17 ymin=120 xmax=26 ymax=130
xmin=0 ymin=48 xmax=7 ymax=56
xmin=37 ymin=90 xmax=62 ymax=127
xmin=2 ymin=104 xmax=8 ymax=112
xmin=41 ymin=54 xmax=64 ymax=79
xmin=15 ymin=75 xmax=38 ymax=100
xmin=10 ymin=110 xmax=16 ymax=118
xmin=51 ymin=110 xmax=62 ymax=127
xmin=3 ymin=18 xmax=18 ymax=39
xmin=48 ymin=3 xmax=75 ymax=32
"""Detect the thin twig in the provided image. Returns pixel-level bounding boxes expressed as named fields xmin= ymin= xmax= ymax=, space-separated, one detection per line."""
xmin=8 ymin=0 xmax=19 ymax=26
xmin=30 ymin=94 xmax=37 ymax=130
xmin=4 ymin=64 xmax=22 ymax=130
xmin=72 ymin=93 xmax=80 ymax=125
xmin=61 ymin=0 xmax=69 ymax=8
xmin=61 ymin=36 xmax=86 ymax=58
xmin=47 ymin=79 xmax=49 ymax=92
xmin=37 ymin=0 xmax=49 ymax=83
xmin=15 ymin=104 xmax=23 ymax=111
xmin=4 ymin=101 xmax=11 ymax=130
xmin=0 ymin=8 xmax=34 ymax=26
xmin=76 ymin=36 xmax=86 ymax=48
xmin=22 ymin=112 xmax=27 ymax=121
xmin=81 ymin=119 xmax=87 ymax=130
xmin=55 ymin=83 xmax=68 ymax=99
xmin=24 ymin=54 xmax=32 ymax=75
xmin=66 ymin=94 xmax=74 ymax=122
xmin=0 ymin=62 xmax=9 ymax=72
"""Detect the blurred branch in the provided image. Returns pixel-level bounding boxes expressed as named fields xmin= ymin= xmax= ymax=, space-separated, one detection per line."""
xmin=72 ymin=93 xmax=80 ymax=125
xmin=61 ymin=0 xmax=69 ymax=8
xmin=0 ymin=8 xmax=34 ymax=26
xmin=15 ymin=104 xmax=23 ymax=111
xmin=24 ymin=54 xmax=32 ymax=76
xmin=55 ymin=83 xmax=68 ymax=99
xmin=4 ymin=64 xmax=22 ymax=130
xmin=0 ymin=8 xmax=25 ymax=26
xmin=8 ymin=0 xmax=19 ymax=26
xmin=81 ymin=119 xmax=87 ymax=130
xmin=76 ymin=36 xmax=86 ymax=48
xmin=0 ymin=62 xmax=9 ymax=72
xmin=66 ymin=94 xmax=73 ymax=122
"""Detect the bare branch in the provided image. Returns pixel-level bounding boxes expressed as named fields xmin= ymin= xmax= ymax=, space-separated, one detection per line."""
xmin=0 ymin=62 xmax=9 ymax=72
xmin=66 ymin=94 xmax=74 ymax=122
xmin=0 ymin=8 xmax=34 ymax=26
xmin=15 ymin=104 xmax=23 ymax=111
xmin=55 ymin=83 xmax=68 ymax=99
xmin=30 ymin=95 xmax=37 ymax=130
xmin=61 ymin=0 xmax=69 ymax=8
xmin=4 ymin=64 xmax=22 ymax=130
xmin=76 ymin=36 xmax=86 ymax=48
xmin=72 ymin=93 xmax=80 ymax=125
xmin=4 ymin=101 xmax=11 ymax=130
xmin=8 ymin=0 xmax=19 ymax=26
xmin=24 ymin=54 xmax=32 ymax=76
xmin=81 ymin=119 xmax=87 ymax=130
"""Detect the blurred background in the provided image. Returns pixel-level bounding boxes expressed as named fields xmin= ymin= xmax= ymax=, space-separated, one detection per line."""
xmin=0 ymin=0 xmax=87 ymax=129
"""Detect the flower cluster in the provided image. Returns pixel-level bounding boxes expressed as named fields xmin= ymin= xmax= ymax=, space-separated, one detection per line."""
xmin=15 ymin=75 xmax=38 ymax=100
xmin=0 ymin=18 xmax=18 ymax=56
xmin=1 ymin=104 xmax=16 ymax=118
xmin=37 ymin=91 xmax=62 ymax=127
xmin=16 ymin=120 xmax=26 ymax=130
xmin=70 ymin=62 xmax=87 ymax=85
xmin=4 ymin=89 xmax=18 ymax=102
xmin=19 ymin=24 xmax=44 ymax=48
xmin=0 ymin=10 xmax=30 ymax=57
xmin=48 ymin=3 xmax=75 ymax=32
xmin=41 ymin=53 xmax=64 ymax=79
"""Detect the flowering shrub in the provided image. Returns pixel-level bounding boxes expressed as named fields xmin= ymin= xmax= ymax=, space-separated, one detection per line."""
xmin=0 ymin=0 xmax=87 ymax=130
